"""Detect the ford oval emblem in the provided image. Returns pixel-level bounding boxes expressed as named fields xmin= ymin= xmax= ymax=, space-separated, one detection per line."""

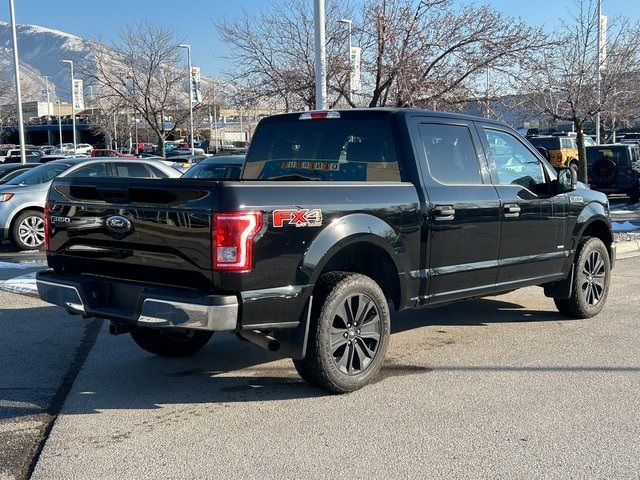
xmin=105 ymin=215 xmax=132 ymax=234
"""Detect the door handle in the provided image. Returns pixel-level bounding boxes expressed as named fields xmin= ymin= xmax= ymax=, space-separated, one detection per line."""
xmin=434 ymin=205 xmax=455 ymax=221
xmin=503 ymin=204 xmax=521 ymax=217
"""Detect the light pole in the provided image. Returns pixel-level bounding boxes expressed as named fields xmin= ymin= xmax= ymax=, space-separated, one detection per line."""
xmin=57 ymin=101 xmax=62 ymax=146
xmin=178 ymin=44 xmax=195 ymax=155
xmin=595 ymin=0 xmax=602 ymax=144
xmin=9 ymin=0 xmax=26 ymax=165
xmin=338 ymin=18 xmax=352 ymax=104
xmin=44 ymin=75 xmax=52 ymax=144
xmin=126 ymin=75 xmax=138 ymax=155
xmin=314 ymin=0 xmax=327 ymax=110
xmin=61 ymin=59 xmax=76 ymax=153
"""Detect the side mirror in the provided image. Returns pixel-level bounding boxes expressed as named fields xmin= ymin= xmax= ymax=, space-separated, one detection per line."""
xmin=557 ymin=165 xmax=578 ymax=193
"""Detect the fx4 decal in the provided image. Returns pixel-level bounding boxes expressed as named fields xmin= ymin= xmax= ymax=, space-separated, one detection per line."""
xmin=273 ymin=209 xmax=323 ymax=228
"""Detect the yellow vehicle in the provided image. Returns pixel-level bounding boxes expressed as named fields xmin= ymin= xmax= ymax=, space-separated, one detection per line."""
xmin=528 ymin=136 xmax=579 ymax=169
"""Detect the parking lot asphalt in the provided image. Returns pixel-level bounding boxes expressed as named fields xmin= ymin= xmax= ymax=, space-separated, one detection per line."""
xmin=1 ymin=256 xmax=631 ymax=480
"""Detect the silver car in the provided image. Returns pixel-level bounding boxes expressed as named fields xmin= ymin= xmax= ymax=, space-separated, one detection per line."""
xmin=0 ymin=158 xmax=181 ymax=250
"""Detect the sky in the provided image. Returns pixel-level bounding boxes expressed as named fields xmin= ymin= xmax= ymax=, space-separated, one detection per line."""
xmin=0 ymin=0 xmax=638 ymax=76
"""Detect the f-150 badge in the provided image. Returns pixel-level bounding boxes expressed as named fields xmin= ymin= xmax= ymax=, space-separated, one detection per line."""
xmin=273 ymin=209 xmax=322 ymax=228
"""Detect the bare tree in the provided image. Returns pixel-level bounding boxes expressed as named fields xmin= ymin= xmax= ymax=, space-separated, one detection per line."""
xmin=218 ymin=0 xmax=551 ymax=111
xmin=217 ymin=0 xmax=354 ymax=111
xmin=516 ymin=0 xmax=640 ymax=181
xmin=82 ymin=22 xmax=193 ymax=155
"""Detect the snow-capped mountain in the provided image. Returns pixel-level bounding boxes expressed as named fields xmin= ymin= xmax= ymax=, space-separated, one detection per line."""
xmin=0 ymin=21 xmax=96 ymax=103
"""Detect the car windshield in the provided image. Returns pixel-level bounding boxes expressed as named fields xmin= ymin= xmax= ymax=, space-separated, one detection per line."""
xmin=528 ymin=137 xmax=560 ymax=149
xmin=182 ymin=163 xmax=243 ymax=180
xmin=6 ymin=162 xmax=72 ymax=186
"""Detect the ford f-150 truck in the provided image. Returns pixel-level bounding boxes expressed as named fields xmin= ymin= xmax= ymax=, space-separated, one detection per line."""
xmin=36 ymin=109 xmax=615 ymax=393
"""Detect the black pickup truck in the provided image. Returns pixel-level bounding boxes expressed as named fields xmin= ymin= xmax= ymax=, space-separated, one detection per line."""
xmin=37 ymin=109 xmax=615 ymax=393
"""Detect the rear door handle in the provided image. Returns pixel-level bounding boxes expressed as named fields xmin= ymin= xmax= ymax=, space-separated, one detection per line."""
xmin=503 ymin=204 xmax=521 ymax=217
xmin=434 ymin=205 xmax=455 ymax=221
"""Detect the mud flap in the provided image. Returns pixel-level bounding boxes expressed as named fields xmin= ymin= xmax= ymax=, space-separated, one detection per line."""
xmin=543 ymin=265 xmax=574 ymax=299
xmin=273 ymin=296 xmax=313 ymax=360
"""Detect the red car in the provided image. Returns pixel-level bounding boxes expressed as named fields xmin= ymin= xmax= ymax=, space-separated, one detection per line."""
xmin=91 ymin=149 xmax=135 ymax=158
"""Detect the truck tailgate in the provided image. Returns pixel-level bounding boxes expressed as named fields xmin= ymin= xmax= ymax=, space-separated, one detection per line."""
xmin=46 ymin=177 xmax=215 ymax=290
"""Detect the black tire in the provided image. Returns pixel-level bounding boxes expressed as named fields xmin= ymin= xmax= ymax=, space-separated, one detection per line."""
xmin=629 ymin=188 xmax=640 ymax=204
xmin=293 ymin=272 xmax=391 ymax=393
xmin=11 ymin=210 xmax=45 ymax=251
xmin=131 ymin=328 xmax=213 ymax=357
xmin=554 ymin=237 xmax=610 ymax=319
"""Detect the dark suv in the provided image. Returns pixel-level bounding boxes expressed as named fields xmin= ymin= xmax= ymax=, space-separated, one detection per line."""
xmin=587 ymin=144 xmax=640 ymax=202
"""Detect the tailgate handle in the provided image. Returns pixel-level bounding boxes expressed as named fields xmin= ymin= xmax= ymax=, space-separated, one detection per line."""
xmin=434 ymin=205 xmax=455 ymax=221
xmin=503 ymin=204 xmax=521 ymax=217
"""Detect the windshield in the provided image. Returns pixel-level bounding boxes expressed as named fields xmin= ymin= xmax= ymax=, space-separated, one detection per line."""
xmin=243 ymin=119 xmax=400 ymax=181
xmin=182 ymin=163 xmax=242 ymax=180
xmin=6 ymin=162 xmax=72 ymax=186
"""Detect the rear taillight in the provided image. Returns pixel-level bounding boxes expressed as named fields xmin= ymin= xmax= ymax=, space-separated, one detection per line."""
xmin=43 ymin=202 xmax=50 ymax=252
xmin=212 ymin=212 xmax=262 ymax=271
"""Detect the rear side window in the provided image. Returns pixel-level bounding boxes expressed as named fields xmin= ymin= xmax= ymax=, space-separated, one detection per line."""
xmin=419 ymin=123 xmax=482 ymax=185
xmin=529 ymin=137 xmax=560 ymax=150
xmin=113 ymin=162 xmax=153 ymax=178
xmin=243 ymin=119 xmax=400 ymax=181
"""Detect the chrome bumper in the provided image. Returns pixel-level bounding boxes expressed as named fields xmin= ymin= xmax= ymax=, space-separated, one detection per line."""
xmin=36 ymin=274 xmax=238 ymax=332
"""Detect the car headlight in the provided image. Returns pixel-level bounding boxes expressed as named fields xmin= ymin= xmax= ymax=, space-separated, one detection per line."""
xmin=0 ymin=193 xmax=14 ymax=202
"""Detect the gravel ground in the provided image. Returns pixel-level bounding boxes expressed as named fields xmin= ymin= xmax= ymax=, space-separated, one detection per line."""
xmin=614 ymin=231 xmax=640 ymax=243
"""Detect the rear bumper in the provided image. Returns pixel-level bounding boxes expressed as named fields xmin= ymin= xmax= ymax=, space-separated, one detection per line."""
xmin=36 ymin=270 xmax=238 ymax=331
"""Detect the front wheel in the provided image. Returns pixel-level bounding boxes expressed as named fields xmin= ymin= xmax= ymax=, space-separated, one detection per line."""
xmin=131 ymin=328 xmax=213 ymax=357
xmin=554 ymin=237 xmax=610 ymax=318
xmin=12 ymin=210 xmax=45 ymax=251
xmin=293 ymin=272 xmax=391 ymax=393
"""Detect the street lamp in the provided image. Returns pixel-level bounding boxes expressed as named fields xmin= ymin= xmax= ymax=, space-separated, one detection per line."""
xmin=314 ymin=0 xmax=327 ymax=110
xmin=338 ymin=18 xmax=352 ymax=104
xmin=9 ymin=0 xmax=26 ymax=164
xmin=178 ymin=44 xmax=195 ymax=155
xmin=60 ymin=59 xmax=77 ymax=153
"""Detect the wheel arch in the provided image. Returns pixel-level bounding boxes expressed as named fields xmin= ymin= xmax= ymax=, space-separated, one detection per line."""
xmin=6 ymin=205 xmax=44 ymax=239
xmin=299 ymin=213 xmax=406 ymax=310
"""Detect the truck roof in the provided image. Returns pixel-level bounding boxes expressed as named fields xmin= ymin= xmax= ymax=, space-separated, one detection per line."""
xmin=259 ymin=108 xmax=509 ymax=129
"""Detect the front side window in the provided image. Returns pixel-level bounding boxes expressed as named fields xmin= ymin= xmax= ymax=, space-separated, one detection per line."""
xmin=419 ymin=123 xmax=482 ymax=185
xmin=484 ymin=129 xmax=546 ymax=193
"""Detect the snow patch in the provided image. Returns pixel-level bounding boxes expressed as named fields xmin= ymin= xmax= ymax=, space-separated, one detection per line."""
xmin=0 ymin=271 xmax=38 ymax=295
xmin=611 ymin=221 xmax=640 ymax=232
xmin=21 ymin=24 xmax=82 ymax=41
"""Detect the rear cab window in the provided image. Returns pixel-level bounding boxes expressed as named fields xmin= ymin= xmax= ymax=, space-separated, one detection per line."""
xmin=243 ymin=115 xmax=400 ymax=182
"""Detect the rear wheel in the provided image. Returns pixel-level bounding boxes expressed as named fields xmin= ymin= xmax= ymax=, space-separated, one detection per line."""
xmin=11 ymin=210 xmax=45 ymax=251
xmin=131 ymin=328 xmax=213 ymax=357
xmin=554 ymin=237 xmax=610 ymax=318
xmin=293 ymin=272 xmax=390 ymax=393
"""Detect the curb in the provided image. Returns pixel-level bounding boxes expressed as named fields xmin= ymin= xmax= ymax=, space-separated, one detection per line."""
xmin=616 ymin=240 xmax=640 ymax=260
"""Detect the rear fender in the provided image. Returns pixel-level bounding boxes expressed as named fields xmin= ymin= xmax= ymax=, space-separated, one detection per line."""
xmin=298 ymin=213 xmax=406 ymax=286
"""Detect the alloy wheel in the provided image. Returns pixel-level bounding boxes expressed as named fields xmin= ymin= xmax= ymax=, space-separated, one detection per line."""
xmin=18 ymin=216 xmax=45 ymax=248
xmin=581 ymin=250 xmax=606 ymax=306
xmin=330 ymin=293 xmax=381 ymax=375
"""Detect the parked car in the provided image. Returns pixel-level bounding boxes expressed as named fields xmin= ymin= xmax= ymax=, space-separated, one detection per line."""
xmin=75 ymin=144 xmax=94 ymax=155
xmin=0 ymin=163 xmax=37 ymax=184
xmin=40 ymin=154 xmax=88 ymax=163
xmin=37 ymin=109 xmax=614 ymax=393
xmin=2 ymin=148 xmax=45 ymax=164
xmin=52 ymin=143 xmax=76 ymax=154
xmin=620 ymin=132 xmax=640 ymax=146
xmin=0 ymin=158 xmax=180 ymax=250
xmin=91 ymin=149 xmax=135 ymax=158
xmin=165 ymin=148 xmax=206 ymax=158
xmin=586 ymin=144 xmax=640 ymax=202
xmin=527 ymin=136 xmax=579 ymax=170
xmin=180 ymin=155 xmax=244 ymax=180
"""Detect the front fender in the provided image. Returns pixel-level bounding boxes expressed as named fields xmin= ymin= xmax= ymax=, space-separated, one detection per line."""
xmin=573 ymin=201 xmax=611 ymax=244
xmin=297 ymin=213 xmax=407 ymax=285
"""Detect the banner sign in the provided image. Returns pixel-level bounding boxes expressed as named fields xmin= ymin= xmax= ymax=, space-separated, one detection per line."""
xmin=190 ymin=66 xmax=202 ymax=103
xmin=350 ymin=46 xmax=361 ymax=92
xmin=599 ymin=15 xmax=607 ymax=66
xmin=72 ymin=79 xmax=84 ymax=110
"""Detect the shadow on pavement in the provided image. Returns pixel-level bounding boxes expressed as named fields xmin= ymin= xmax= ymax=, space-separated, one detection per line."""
xmin=23 ymin=293 xmax=605 ymax=414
